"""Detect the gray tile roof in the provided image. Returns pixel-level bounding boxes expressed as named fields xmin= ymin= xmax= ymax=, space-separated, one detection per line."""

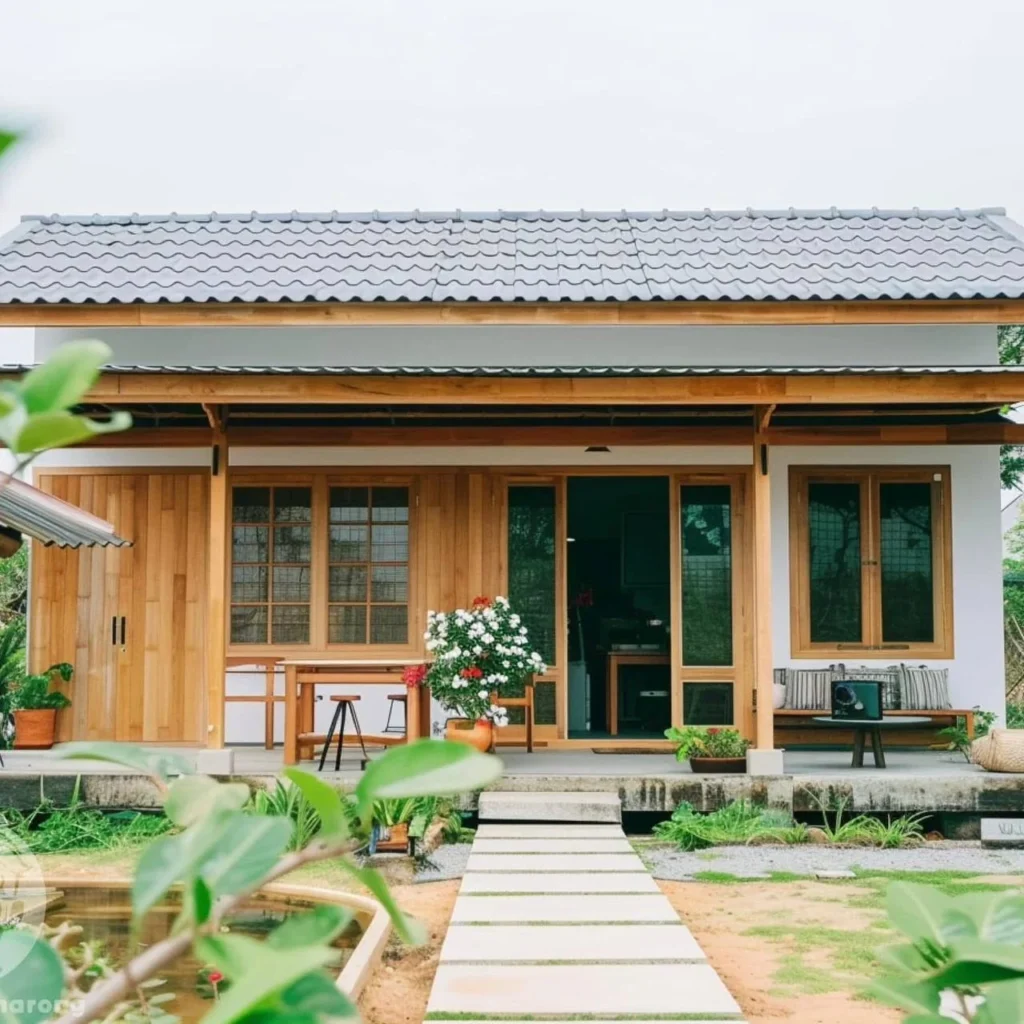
xmin=3 ymin=208 xmax=1024 ymax=305
xmin=2 ymin=363 xmax=1021 ymax=377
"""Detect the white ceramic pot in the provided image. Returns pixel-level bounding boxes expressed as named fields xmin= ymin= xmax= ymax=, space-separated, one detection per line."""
xmin=772 ymin=683 xmax=786 ymax=710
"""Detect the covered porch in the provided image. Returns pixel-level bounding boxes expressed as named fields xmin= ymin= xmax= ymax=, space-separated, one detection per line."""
xmin=20 ymin=361 xmax=1024 ymax=766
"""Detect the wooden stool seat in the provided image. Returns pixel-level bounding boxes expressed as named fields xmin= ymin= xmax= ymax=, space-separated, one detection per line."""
xmin=318 ymin=694 xmax=368 ymax=771
xmin=384 ymin=692 xmax=408 ymax=736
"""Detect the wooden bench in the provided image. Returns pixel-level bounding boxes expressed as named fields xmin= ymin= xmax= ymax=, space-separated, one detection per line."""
xmin=774 ymin=707 xmax=975 ymax=748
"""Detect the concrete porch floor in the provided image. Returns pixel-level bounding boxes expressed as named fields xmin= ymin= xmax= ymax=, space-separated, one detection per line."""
xmin=2 ymin=744 xmax=1022 ymax=818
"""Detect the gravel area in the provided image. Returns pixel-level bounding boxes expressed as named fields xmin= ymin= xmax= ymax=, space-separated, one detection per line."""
xmin=413 ymin=842 xmax=473 ymax=883
xmin=641 ymin=840 xmax=1024 ymax=879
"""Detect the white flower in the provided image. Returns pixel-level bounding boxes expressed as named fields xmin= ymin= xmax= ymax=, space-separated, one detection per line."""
xmin=473 ymin=645 xmax=482 ymax=655
xmin=503 ymin=660 xmax=510 ymax=668
xmin=478 ymin=689 xmax=489 ymax=699
xmin=510 ymin=614 xmax=521 ymax=627
xmin=481 ymin=633 xmax=494 ymax=644
xmin=519 ymin=627 xmax=528 ymax=635
xmin=426 ymin=639 xmax=438 ymax=651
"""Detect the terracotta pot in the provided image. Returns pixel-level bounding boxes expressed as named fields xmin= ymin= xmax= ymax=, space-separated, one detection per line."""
xmin=445 ymin=717 xmax=494 ymax=752
xmin=374 ymin=821 xmax=410 ymax=853
xmin=13 ymin=708 xmax=58 ymax=750
xmin=689 ymin=755 xmax=747 ymax=774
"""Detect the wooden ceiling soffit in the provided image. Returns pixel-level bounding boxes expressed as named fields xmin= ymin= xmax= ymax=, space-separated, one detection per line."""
xmin=6 ymin=298 xmax=1024 ymax=326
xmin=79 ymin=421 xmax=1024 ymax=448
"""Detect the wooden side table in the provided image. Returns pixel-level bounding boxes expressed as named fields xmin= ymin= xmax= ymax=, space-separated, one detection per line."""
xmin=606 ymin=652 xmax=670 ymax=736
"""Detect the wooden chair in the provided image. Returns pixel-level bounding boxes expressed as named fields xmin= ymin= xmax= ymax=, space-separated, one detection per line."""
xmin=384 ymin=692 xmax=408 ymax=735
xmin=493 ymin=680 xmax=535 ymax=753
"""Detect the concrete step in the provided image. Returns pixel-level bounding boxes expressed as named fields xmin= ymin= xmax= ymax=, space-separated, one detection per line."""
xmin=460 ymin=871 xmax=660 ymax=893
xmin=476 ymin=823 xmax=624 ymax=838
xmin=451 ymin=893 xmax=681 ymax=923
xmin=478 ymin=789 xmax=621 ymax=823
xmin=426 ymin=963 xmax=742 ymax=1017
xmin=440 ymin=923 xmax=706 ymax=962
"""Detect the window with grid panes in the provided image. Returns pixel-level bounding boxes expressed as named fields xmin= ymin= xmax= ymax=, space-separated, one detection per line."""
xmin=327 ymin=486 xmax=410 ymax=645
xmin=791 ymin=468 xmax=951 ymax=658
xmin=230 ymin=486 xmax=312 ymax=644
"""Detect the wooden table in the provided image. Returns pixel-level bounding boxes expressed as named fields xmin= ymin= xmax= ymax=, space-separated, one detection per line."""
xmin=281 ymin=659 xmax=429 ymax=766
xmin=606 ymin=652 xmax=670 ymax=736
xmin=812 ymin=715 xmax=933 ymax=768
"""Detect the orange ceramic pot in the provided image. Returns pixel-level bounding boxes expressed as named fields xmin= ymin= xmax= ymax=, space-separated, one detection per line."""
xmin=445 ymin=718 xmax=494 ymax=752
xmin=13 ymin=708 xmax=58 ymax=750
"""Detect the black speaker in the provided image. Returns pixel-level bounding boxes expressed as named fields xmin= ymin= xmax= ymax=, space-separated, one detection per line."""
xmin=831 ymin=679 xmax=883 ymax=721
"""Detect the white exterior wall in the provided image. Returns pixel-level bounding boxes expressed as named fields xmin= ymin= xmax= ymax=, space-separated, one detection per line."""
xmin=35 ymin=323 xmax=997 ymax=367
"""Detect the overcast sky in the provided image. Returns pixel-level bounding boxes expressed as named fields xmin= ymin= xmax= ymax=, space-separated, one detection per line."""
xmin=1 ymin=0 xmax=1023 ymax=231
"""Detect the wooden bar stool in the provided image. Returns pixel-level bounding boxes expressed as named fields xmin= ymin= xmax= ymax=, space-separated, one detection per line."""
xmin=318 ymin=695 xmax=369 ymax=772
xmin=384 ymin=692 xmax=408 ymax=736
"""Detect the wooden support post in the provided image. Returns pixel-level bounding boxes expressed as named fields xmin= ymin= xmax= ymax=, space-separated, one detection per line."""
xmin=752 ymin=405 xmax=778 ymax=762
xmin=206 ymin=424 xmax=228 ymax=748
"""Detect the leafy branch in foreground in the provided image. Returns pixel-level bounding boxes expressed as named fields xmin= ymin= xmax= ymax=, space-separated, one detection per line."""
xmin=869 ymin=880 xmax=1024 ymax=1021
xmin=2 ymin=738 xmax=500 ymax=1024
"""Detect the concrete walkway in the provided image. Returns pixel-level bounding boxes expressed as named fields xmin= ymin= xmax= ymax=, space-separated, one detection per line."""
xmin=425 ymin=823 xmax=746 ymax=1021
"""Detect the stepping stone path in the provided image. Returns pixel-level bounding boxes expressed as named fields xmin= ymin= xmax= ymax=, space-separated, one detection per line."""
xmin=426 ymin=812 xmax=746 ymax=1021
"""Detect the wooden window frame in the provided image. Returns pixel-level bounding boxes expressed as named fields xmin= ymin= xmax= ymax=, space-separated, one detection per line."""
xmin=789 ymin=465 xmax=953 ymax=660
xmin=226 ymin=470 xmax=421 ymax=659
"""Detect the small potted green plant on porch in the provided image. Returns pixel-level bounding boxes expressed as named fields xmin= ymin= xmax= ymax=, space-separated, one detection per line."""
xmin=11 ymin=662 xmax=72 ymax=749
xmin=665 ymin=725 xmax=750 ymax=773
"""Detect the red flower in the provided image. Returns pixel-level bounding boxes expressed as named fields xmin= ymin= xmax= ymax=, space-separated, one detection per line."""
xmin=402 ymin=664 xmax=428 ymax=688
xmin=459 ymin=666 xmax=484 ymax=680
xmin=471 ymin=595 xmax=492 ymax=608
xmin=208 ymin=971 xmax=224 ymax=984
xmin=707 ymin=727 xmax=721 ymax=735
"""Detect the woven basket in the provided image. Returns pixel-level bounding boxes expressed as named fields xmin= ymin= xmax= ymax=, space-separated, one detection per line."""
xmin=971 ymin=729 xmax=1024 ymax=773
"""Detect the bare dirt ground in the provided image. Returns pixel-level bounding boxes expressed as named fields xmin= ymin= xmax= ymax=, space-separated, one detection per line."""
xmin=359 ymin=880 xmax=458 ymax=1024
xmin=660 ymin=878 xmax=902 ymax=1024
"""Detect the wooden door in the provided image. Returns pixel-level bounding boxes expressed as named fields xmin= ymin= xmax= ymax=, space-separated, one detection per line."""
xmin=31 ymin=471 xmax=209 ymax=743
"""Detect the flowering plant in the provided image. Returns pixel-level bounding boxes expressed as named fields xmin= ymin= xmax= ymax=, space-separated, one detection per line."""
xmin=664 ymin=725 xmax=750 ymax=761
xmin=402 ymin=663 xmax=428 ymax=688
xmin=424 ymin=595 xmax=546 ymax=724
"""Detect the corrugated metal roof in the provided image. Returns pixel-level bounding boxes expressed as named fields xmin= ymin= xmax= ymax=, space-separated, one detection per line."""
xmin=0 ymin=477 xmax=129 ymax=548
xmin=1 ymin=363 xmax=1021 ymax=378
xmin=3 ymin=208 xmax=1024 ymax=305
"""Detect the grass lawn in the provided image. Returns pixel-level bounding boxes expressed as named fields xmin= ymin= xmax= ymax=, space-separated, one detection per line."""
xmin=659 ymin=870 xmax=1024 ymax=1024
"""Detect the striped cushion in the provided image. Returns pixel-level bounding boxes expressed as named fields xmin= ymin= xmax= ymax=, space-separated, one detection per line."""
xmin=782 ymin=669 xmax=832 ymax=710
xmin=898 ymin=666 xmax=952 ymax=710
xmin=835 ymin=664 xmax=901 ymax=710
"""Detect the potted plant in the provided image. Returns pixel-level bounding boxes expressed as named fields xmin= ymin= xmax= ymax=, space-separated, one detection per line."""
xmin=664 ymin=725 xmax=751 ymax=773
xmin=11 ymin=662 xmax=72 ymax=749
xmin=423 ymin=595 xmax=546 ymax=752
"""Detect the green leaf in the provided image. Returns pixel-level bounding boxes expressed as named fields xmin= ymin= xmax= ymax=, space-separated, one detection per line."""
xmin=335 ymin=858 xmax=426 ymax=945
xmin=133 ymin=825 xmax=219 ymax=922
xmin=929 ymin=940 xmax=1024 ymax=988
xmin=875 ymin=942 xmax=932 ymax=975
xmin=282 ymin=768 xmax=349 ymax=839
xmin=14 ymin=409 xmax=132 ymax=453
xmin=885 ymin=882 xmax=953 ymax=946
xmin=355 ymin=739 xmax=501 ymax=823
xmin=866 ymin=975 xmax=942 ymax=1015
xmin=978 ymin=979 xmax=1024 ymax=1023
xmin=59 ymin=741 xmax=192 ymax=781
xmin=189 ymin=875 xmax=213 ymax=927
xmin=164 ymin=774 xmax=249 ymax=827
xmin=200 ymin=813 xmax=292 ymax=898
xmin=16 ymin=340 xmax=112 ymax=413
xmin=0 ymin=130 xmax=18 ymax=163
xmin=960 ymin=891 xmax=1024 ymax=944
xmin=0 ymin=932 xmax=65 ymax=1024
xmin=268 ymin=905 xmax=352 ymax=950
xmin=195 ymin=934 xmax=336 ymax=1024
xmin=279 ymin=971 xmax=357 ymax=1019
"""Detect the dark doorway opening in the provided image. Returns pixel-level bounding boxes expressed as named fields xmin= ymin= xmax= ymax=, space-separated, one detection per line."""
xmin=566 ymin=476 xmax=671 ymax=739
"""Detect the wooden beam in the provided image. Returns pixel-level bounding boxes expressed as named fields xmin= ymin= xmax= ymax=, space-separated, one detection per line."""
xmin=201 ymin=403 xmax=225 ymax=432
xmin=752 ymin=408 xmax=774 ymax=752
xmin=19 ymin=370 xmax=1024 ymax=407
xmin=62 ymin=421 xmax=1024 ymax=448
xmin=205 ymin=429 xmax=229 ymax=747
xmin=6 ymin=298 xmax=1024 ymax=326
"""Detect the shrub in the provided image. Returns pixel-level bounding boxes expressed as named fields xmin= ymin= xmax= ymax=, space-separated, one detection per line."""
xmin=1007 ymin=702 xmax=1024 ymax=729
xmin=938 ymin=706 xmax=997 ymax=762
xmin=664 ymin=725 xmax=751 ymax=761
xmin=653 ymin=799 xmax=807 ymax=850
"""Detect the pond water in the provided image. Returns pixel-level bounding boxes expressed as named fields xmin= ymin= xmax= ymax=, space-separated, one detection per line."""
xmin=45 ymin=885 xmax=362 ymax=1022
